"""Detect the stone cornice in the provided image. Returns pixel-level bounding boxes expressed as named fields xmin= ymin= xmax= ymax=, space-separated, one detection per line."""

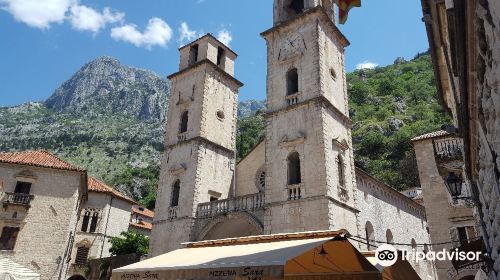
xmin=260 ymin=6 xmax=349 ymax=48
xmin=166 ymin=136 xmax=235 ymax=157
xmin=167 ymin=59 xmax=244 ymax=88
xmin=264 ymin=95 xmax=352 ymax=127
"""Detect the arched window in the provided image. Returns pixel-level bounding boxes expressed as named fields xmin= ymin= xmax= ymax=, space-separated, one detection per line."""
xmin=179 ymin=111 xmax=188 ymax=133
xmin=287 ymin=152 xmax=301 ymax=185
xmin=288 ymin=0 xmax=304 ymax=15
xmin=386 ymin=229 xmax=394 ymax=244
xmin=287 ymin=68 xmax=299 ymax=95
xmin=337 ymin=155 xmax=345 ymax=187
xmin=170 ymin=180 xmax=180 ymax=207
xmin=365 ymin=221 xmax=375 ymax=250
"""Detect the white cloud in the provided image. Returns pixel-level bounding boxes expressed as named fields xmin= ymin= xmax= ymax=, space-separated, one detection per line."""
xmin=217 ymin=29 xmax=232 ymax=46
xmin=0 ymin=0 xmax=71 ymax=29
xmin=0 ymin=0 xmax=124 ymax=33
xmin=111 ymin=17 xmax=173 ymax=49
xmin=69 ymin=5 xmax=124 ymax=34
xmin=356 ymin=61 xmax=378 ymax=70
xmin=178 ymin=22 xmax=201 ymax=46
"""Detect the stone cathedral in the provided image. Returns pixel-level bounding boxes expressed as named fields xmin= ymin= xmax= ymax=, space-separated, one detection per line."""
xmin=151 ymin=1 xmax=432 ymax=277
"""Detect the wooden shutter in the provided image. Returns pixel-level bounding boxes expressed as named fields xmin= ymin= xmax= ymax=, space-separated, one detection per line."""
xmin=75 ymin=247 xmax=89 ymax=265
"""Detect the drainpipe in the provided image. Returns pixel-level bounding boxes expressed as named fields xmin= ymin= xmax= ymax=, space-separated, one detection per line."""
xmin=100 ymin=196 xmax=113 ymax=258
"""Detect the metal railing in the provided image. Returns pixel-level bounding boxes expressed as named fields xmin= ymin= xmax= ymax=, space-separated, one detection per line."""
xmin=3 ymin=192 xmax=34 ymax=207
xmin=433 ymin=137 xmax=464 ymax=161
xmin=196 ymin=193 xmax=265 ymax=218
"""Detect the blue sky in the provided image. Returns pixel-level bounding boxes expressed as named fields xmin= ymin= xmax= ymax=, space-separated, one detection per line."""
xmin=0 ymin=0 xmax=428 ymax=107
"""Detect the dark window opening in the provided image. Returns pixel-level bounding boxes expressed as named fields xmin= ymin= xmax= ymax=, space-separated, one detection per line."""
xmin=210 ymin=196 xmax=219 ymax=202
xmin=179 ymin=111 xmax=189 ymax=133
xmin=217 ymin=47 xmax=225 ymax=66
xmin=0 ymin=227 xmax=19 ymax=250
xmin=75 ymin=246 xmax=90 ymax=265
xmin=188 ymin=44 xmax=199 ymax=66
xmin=457 ymin=226 xmax=468 ymax=246
xmin=14 ymin=182 xmax=31 ymax=194
xmin=337 ymin=155 xmax=345 ymax=187
xmin=171 ymin=180 xmax=180 ymax=207
xmin=81 ymin=211 xmax=90 ymax=232
xmin=287 ymin=152 xmax=301 ymax=185
xmin=287 ymin=68 xmax=299 ymax=95
xmin=89 ymin=212 xmax=99 ymax=233
xmin=288 ymin=0 xmax=304 ymax=15
xmin=365 ymin=222 xmax=374 ymax=251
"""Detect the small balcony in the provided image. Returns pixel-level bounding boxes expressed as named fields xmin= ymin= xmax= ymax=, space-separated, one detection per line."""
xmin=2 ymin=192 xmax=34 ymax=208
xmin=167 ymin=206 xmax=178 ymax=220
xmin=432 ymin=137 xmax=464 ymax=176
xmin=433 ymin=137 xmax=464 ymax=161
xmin=285 ymin=92 xmax=300 ymax=106
xmin=177 ymin=132 xmax=187 ymax=142
xmin=287 ymin=184 xmax=303 ymax=201
xmin=196 ymin=193 xmax=265 ymax=218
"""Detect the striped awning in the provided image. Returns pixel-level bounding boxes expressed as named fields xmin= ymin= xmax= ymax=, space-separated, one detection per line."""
xmin=0 ymin=258 xmax=40 ymax=280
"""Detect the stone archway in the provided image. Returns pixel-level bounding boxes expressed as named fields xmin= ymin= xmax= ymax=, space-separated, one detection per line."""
xmin=67 ymin=275 xmax=86 ymax=280
xmin=197 ymin=212 xmax=263 ymax=241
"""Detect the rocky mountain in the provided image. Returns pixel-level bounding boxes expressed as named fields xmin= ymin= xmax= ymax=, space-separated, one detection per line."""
xmin=0 ymin=57 xmax=266 ymax=209
xmin=237 ymin=100 xmax=266 ymax=117
xmin=45 ymin=56 xmax=169 ymax=121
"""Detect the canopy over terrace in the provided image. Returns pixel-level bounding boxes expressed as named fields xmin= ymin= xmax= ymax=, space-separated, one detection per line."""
xmin=362 ymin=252 xmax=421 ymax=280
xmin=112 ymin=230 xmax=380 ymax=280
xmin=0 ymin=258 xmax=40 ymax=280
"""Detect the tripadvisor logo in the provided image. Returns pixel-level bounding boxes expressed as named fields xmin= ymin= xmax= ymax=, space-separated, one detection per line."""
xmin=375 ymin=244 xmax=398 ymax=267
xmin=375 ymin=244 xmax=482 ymax=267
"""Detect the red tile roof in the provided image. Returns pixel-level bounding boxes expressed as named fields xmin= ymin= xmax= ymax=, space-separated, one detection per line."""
xmin=411 ymin=130 xmax=450 ymax=142
xmin=0 ymin=150 xmax=84 ymax=172
xmin=131 ymin=205 xmax=154 ymax=218
xmin=88 ymin=177 xmax=136 ymax=204
xmin=129 ymin=221 xmax=153 ymax=231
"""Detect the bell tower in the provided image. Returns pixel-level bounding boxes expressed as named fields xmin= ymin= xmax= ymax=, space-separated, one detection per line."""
xmin=150 ymin=34 xmax=243 ymax=255
xmin=261 ymin=0 xmax=358 ymax=234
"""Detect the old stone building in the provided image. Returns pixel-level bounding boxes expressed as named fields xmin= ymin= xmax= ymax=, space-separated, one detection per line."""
xmin=421 ymin=0 xmax=500 ymax=279
xmin=68 ymin=177 xmax=140 ymax=279
xmin=129 ymin=205 xmax=154 ymax=236
xmin=0 ymin=150 xmax=86 ymax=280
xmin=0 ymin=150 xmax=150 ymax=280
xmin=413 ymin=131 xmax=480 ymax=279
xmin=151 ymin=0 xmax=435 ymax=278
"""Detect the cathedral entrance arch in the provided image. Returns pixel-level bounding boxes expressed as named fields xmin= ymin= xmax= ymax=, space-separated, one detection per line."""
xmin=197 ymin=212 xmax=263 ymax=241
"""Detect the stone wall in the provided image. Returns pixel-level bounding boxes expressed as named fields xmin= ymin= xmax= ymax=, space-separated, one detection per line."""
xmin=355 ymin=169 xmax=435 ymax=279
xmin=475 ymin=0 xmax=500 ymax=278
xmin=413 ymin=139 xmax=477 ymax=279
xmin=235 ymin=141 xmax=265 ymax=196
xmin=0 ymin=163 xmax=83 ymax=280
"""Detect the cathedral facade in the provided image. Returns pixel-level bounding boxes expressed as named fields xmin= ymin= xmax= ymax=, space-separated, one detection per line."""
xmin=151 ymin=0 xmax=434 ymax=278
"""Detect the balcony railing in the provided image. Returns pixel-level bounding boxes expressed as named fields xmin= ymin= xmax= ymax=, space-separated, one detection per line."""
xmin=177 ymin=132 xmax=187 ymax=142
xmin=196 ymin=193 xmax=265 ymax=218
xmin=286 ymin=92 xmax=300 ymax=106
xmin=3 ymin=192 xmax=34 ymax=207
xmin=167 ymin=206 xmax=178 ymax=220
xmin=287 ymin=184 xmax=303 ymax=201
xmin=433 ymin=137 xmax=464 ymax=161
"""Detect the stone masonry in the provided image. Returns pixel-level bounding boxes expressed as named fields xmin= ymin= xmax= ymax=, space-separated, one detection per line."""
xmin=152 ymin=1 xmax=436 ymax=278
